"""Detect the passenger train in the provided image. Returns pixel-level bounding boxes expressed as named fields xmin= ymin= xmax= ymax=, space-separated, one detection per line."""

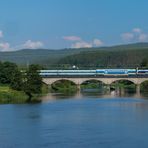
xmin=40 ymin=69 xmax=148 ymax=77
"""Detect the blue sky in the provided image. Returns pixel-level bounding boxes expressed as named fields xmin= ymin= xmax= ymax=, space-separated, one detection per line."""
xmin=0 ymin=0 xmax=148 ymax=51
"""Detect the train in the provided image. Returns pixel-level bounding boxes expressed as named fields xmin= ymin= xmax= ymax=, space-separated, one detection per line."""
xmin=40 ymin=69 xmax=148 ymax=77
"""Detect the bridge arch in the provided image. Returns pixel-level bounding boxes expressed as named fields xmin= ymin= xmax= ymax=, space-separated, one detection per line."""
xmin=140 ymin=80 xmax=148 ymax=91
xmin=139 ymin=79 xmax=148 ymax=85
xmin=110 ymin=79 xmax=136 ymax=85
xmin=50 ymin=79 xmax=77 ymax=91
xmin=50 ymin=78 xmax=77 ymax=86
xmin=42 ymin=77 xmax=148 ymax=87
xmin=80 ymin=79 xmax=106 ymax=85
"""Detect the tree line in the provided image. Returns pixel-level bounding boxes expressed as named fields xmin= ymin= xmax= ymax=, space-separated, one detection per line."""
xmin=57 ymin=49 xmax=148 ymax=69
xmin=0 ymin=61 xmax=42 ymax=102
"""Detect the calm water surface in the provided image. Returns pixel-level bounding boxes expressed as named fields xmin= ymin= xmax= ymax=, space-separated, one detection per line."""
xmin=0 ymin=91 xmax=148 ymax=148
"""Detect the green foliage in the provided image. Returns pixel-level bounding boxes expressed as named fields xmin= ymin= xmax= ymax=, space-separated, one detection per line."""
xmin=10 ymin=67 xmax=23 ymax=91
xmin=141 ymin=81 xmax=148 ymax=92
xmin=41 ymin=83 xmax=49 ymax=94
xmin=23 ymin=64 xmax=42 ymax=101
xmin=81 ymin=80 xmax=104 ymax=89
xmin=0 ymin=43 xmax=148 ymax=68
xmin=0 ymin=85 xmax=28 ymax=104
xmin=0 ymin=61 xmax=43 ymax=103
xmin=141 ymin=58 xmax=148 ymax=68
xmin=52 ymin=80 xmax=77 ymax=92
xmin=0 ymin=48 xmax=99 ymax=67
xmin=58 ymin=48 xmax=148 ymax=68
xmin=0 ymin=61 xmax=23 ymax=90
xmin=0 ymin=61 xmax=18 ymax=84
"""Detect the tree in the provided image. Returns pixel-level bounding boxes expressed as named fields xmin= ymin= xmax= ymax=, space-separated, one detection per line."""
xmin=0 ymin=61 xmax=18 ymax=84
xmin=141 ymin=58 xmax=148 ymax=68
xmin=10 ymin=68 xmax=23 ymax=91
xmin=0 ymin=61 xmax=3 ymax=84
xmin=23 ymin=64 xmax=42 ymax=102
xmin=0 ymin=61 xmax=43 ymax=102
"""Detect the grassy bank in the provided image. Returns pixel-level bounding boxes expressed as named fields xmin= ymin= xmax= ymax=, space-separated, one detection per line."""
xmin=0 ymin=86 xmax=27 ymax=104
xmin=0 ymin=84 xmax=48 ymax=104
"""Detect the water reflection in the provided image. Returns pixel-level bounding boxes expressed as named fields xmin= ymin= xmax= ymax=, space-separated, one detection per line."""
xmin=41 ymin=88 xmax=148 ymax=102
xmin=1 ymin=90 xmax=148 ymax=148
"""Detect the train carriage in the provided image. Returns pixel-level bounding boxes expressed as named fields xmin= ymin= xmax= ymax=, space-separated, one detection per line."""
xmin=96 ymin=69 xmax=136 ymax=75
xmin=40 ymin=69 xmax=148 ymax=77
xmin=138 ymin=70 xmax=148 ymax=74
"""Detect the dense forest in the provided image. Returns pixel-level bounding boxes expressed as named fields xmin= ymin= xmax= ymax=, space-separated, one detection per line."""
xmin=0 ymin=43 xmax=148 ymax=69
xmin=58 ymin=48 xmax=148 ymax=69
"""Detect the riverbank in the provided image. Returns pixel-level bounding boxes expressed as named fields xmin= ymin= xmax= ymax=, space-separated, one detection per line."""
xmin=0 ymin=84 xmax=48 ymax=104
xmin=1 ymin=82 xmax=148 ymax=104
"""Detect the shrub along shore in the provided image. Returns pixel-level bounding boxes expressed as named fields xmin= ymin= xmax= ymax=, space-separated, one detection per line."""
xmin=0 ymin=61 xmax=48 ymax=104
xmin=0 ymin=84 xmax=48 ymax=104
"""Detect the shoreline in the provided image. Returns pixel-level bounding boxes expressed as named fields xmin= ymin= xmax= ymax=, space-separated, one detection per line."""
xmin=0 ymin=84 xmax=49 ymax=104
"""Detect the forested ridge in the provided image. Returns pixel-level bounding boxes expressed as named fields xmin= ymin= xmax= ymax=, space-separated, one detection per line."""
xmin=58 ymin=48 xmax=148 ymax=68
xmin=0 ymin=43 xmax=148 ymax=68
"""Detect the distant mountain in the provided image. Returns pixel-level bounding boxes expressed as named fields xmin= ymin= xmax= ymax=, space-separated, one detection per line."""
xmin=58 ymin=43 xmax=148 ymax=68
xmin=0 ymin=42 xmax=148 ymax=68
xmin=0 ymin=47 xmax=102 ymax=66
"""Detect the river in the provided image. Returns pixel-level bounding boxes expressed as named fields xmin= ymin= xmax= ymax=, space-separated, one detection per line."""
xmin=0 ymin=90 xmax=148 ymax=148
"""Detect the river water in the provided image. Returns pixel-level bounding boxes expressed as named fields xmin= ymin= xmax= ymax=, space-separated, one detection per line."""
xmin=0 ymin=91 xmax=148 ymax=148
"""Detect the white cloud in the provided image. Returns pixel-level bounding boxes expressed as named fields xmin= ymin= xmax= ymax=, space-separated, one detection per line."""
xmin=0 ymin=31 xmax=44 ymax=51
xmin=133 ymin=28 xmax=142 ymax=33
xmin=93 ymin=39 xmax=103 ymax=46
xmin=121 ymin=33 xmax=134 ymax=41
xmin=63 ymin=36 xmax=82 ymax=41
xmin=139 ymin=34 xmax=148 ymax=42
xmin=0 ymin=42 xmax=11 ymax=51
xmin=63 ymin=35 xmax=104 ymax=48
xmin=22 ymin=40 xmax=44 ymax=49
xmin=72 ymin=39 xmax=103 ymax=48
xmin=0 ymin=30 xmax=3 ymax=38
xmin=121 ymin=28 xmax=148 ymax=43
xmin=0 ymin=40 xmax=44 ymax=52
xmin=71 ymin=41 xmax=92 ymax=48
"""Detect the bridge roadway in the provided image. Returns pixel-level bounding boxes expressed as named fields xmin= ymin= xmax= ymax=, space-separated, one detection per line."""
xmin=42 ymin=75 xmax=148 ymax=93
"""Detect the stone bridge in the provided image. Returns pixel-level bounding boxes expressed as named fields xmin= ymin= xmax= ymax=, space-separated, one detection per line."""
xmin=43 ymin=77 xmax=148 ymax=85
xmin=42 ymin=77 xmax=148 ymax=93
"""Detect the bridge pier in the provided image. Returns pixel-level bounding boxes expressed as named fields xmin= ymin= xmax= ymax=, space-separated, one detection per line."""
xmin=106 ymin=84 xmax=111 ymax=91
xmin=77 ymin=84 xmax=81 ymax=90
xmin=136 ymin=84 xmax=141 ymax=95
xmin=48 ymin=84 xmax=52 ymax=90
xmin=105 ymin=84 xmax=111 ymax=95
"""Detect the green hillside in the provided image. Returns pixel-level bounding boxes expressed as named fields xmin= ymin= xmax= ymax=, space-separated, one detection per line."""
xmin=58 ymin=43 xmax=148 ymax=69
xmin=0 ymin=43 xmax=148 ymax=68
xmin=0 ymin=48 xmax=101 ymax=67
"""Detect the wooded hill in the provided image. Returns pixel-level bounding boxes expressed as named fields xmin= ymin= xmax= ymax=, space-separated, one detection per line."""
xmin=0 ymin=48 xmax=100 ymax=67
xmin=0 ymin=43 xmax=148 ymax=69
xmin=58 ymin=43 xmax=148 ymax=69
